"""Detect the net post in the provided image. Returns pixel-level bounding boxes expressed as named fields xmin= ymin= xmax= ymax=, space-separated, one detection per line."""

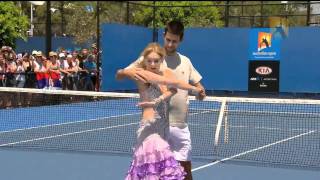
xmin=224 ymin=104 xmax=229 ymax=144
xmin=214 ymin=99 xmax=227 ymax=146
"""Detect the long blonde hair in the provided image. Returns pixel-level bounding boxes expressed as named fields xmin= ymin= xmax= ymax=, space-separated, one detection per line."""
xmin=137 ymin=43 xmax=166 ymax=71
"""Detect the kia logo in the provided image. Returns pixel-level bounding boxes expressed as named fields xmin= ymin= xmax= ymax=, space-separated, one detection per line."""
xmin=256 ymin=66 xmax=272 ymax=75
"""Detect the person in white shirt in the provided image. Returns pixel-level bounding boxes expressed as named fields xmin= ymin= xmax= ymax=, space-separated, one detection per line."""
xmin=15 ymin=57 xmax=26 ymax=88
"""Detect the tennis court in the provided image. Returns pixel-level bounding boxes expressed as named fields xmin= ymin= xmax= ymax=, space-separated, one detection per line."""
xmin=0 ymin=87 xmax=319 ymax=179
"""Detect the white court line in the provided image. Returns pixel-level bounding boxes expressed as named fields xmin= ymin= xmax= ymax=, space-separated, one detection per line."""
xmin=191 ymin=130 xmax=316 ymax=172
xmin=0 ymin=122 xmax=139 ymax=147
xmin=189 ymin=108 xmax=320 ymax=117
xmin=189 ymin=110 xmax=214 ymax=116
xmin=188 ymin=123 xmax=311 ymax=132
xmin=0 ymin=112 xmax=140 ymax=134
xmin=223 ymin=109 xmax=320 ymax=116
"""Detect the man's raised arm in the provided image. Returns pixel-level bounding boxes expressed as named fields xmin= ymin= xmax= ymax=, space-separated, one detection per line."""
xmin=115 ymin=57 xmax=147 ymax=83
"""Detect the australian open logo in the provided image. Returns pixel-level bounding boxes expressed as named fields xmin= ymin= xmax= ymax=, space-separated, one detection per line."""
xmin=256 ymin=66 xmax=272 ymax=75
xmin=258 ymin=32 xmax=272 ymax=51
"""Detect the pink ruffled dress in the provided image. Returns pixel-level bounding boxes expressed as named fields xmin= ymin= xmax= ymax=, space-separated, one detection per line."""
xmin=125 ymin=84 xmax=186 ymax=180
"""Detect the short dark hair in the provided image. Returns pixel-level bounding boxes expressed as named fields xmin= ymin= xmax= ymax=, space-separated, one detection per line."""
xmin=164 ymin=20 xmax=184 ymax=41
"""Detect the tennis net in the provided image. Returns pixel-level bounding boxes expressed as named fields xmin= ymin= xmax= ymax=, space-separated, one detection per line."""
xmin=0 ymin=87 xmax=319 ymax=169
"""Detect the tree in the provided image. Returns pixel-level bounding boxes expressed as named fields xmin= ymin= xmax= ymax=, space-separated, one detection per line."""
xmin=64 ymin=1 xmax=129 ymax=44
xmin=64 ymin=2 xmax=97 ymax=44
xmin=131 ymin=1 xmax=224 ymax=28
xmin=0 ymin=2 xmax=29 ymax=48
xmin=226 ymin=1 xmax=305 ymax=27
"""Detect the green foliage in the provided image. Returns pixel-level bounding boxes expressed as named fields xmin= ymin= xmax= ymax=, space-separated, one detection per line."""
xmin=63 ymin=2 xmax=97 ymax=44
xmin=131 ymin=1 xmax=224 ymax=28
xmin=99 ymin=2 xmax=128 ymax=24
xmin=0 ymin=2 xmax=29 ymax=48
xmin=226 ymin=1 xmax=306 ymax=27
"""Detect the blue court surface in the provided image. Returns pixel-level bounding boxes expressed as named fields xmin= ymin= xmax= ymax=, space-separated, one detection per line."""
xmin=0 ymin=95 xmax=319 ymax=179
xmin=0 ymin=149 xmax=319 ymax=180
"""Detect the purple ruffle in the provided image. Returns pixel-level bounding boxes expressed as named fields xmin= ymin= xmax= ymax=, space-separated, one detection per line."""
xmin=132 ymin=146 xmax=176 ymax=166
xmin=125 ymin=157 xmax=186 ymax=180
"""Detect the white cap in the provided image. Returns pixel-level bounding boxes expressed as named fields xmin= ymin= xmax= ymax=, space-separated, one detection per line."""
xmin=17 ymin=53 xmax=23 ymax=59
xmin=67 ymin=54 xmax=72 ymax=58
xmin=59 ymin=53 xmax=65 ymax=58
xmin=35 ymin=51 xmax=42 ymax=57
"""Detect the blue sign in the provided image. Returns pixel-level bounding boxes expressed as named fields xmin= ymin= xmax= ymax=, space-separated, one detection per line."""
xmin=248 ymin=28 xmax=281 ymax=60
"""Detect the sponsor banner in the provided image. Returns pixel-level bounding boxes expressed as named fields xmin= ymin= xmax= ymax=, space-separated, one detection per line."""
xmin=248 ymin=61 xmax=279 ymax=92
xmin=248 ymin=28 xmax=281 ymax=60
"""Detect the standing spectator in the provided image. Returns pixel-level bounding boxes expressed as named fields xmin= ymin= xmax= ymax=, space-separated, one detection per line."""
xmin=15 ymin=56 xmax=26 ymax=88
xmin=62 ymin=54 xmax=79 ymax=90
xmin=77 ymin=53 xmax=86 ymax=90
xmin=5 ymin=55 xmax=17 ymax=87
xmin=2 ymin=47 xmax=17 ymax=108
xmin=48 ymin=51 xmax=62 ymax=90
xmin=33 ymin=51 xmax=49 ymax=89
xmin=1 ymin=46 xmax=17 ymax=87
xmin=1 ymin=46 xmax=16 ymax=62
xmin=58 ymin=52 xmax=68 ymax=90
xmin=82 ymin=54 xmax=97 ymax=91
xmin=0 ymin=53 xmax=5 ymax=87
xmin=72 ymin=50 xmax=79 ymax=59
xmin=15 ymin=56 xmax=26 ymax=106
xmin=60 ymin=53 xmax=79 ymax=90
xmin=22 ymin=53 xmax=36 ymax=88
xmin=0 ymin=53 xmax=5 ymax=108
xmin=91 ymin=43 xmax=102 ymax=91
xmin=22 ymin=53 xmax=35 ymax=106
xmin=71 ymin=53 xmax=80 ymax=89
xmin=81 ymin=48 xmax=89 ymax=60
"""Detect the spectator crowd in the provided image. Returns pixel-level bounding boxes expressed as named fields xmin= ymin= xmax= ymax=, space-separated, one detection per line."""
xmin=0 ymin=45 xmax=100 ymax=91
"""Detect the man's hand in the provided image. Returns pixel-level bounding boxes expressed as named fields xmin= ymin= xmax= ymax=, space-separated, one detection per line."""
xmin=116 ymin=68 xmax=147 ymax=83
xmin=190 ymin=86 xmax=206 ymax=100
xmin=193 ymin=82 xmax=206 ymax=100
xmin=197 ymin=88 xmax=206 ymax=100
